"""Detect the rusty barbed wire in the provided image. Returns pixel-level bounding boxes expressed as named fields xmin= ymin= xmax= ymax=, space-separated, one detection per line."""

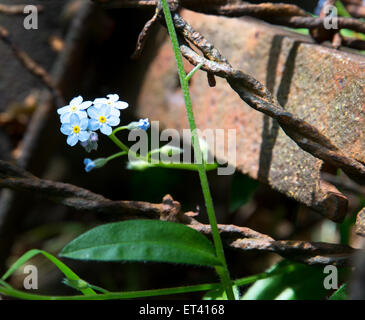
xmin=0 ymin=160 xmax=356 ymax=266
xmin=156 ymin=10 xmax=365 ymax=187
xmin=95 ymin=0 xmax=365 ymax=50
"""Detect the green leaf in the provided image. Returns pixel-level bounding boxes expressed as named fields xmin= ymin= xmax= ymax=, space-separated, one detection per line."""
xmin=241 ymin=260 xmax=329 ymax=300
xmin=229 ymin=172 xmax=258 ymax=213
xmin=329 ymin=283 xmax=348 ymax=300
xmin=1 ymin=249 xmax=96 ymax=296
xmin=335 ymin=0 xmax=351 ymax=18
xmin=60 ymin=220 xmax=221 ymax=267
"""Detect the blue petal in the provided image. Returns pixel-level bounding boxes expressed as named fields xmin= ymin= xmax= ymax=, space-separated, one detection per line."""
xmin=100 ymin=124 xmax=112 ymax=135
xmin=88 ymin=119 xmax=100 ymax=131
xmin=85 ymin=165 xmax=93 ymax=172
xmin=99 ymin=104 xmax=110 ymax=117
xmin=60 ymin=112 xmax=71 ymax=123
xmin=83 ymin=158 xmax=95 ymax=172
xmin=93 ymin=98 xmax=108 ymax=105
xmin=70 ymin=96 xmax=83 ymax=106
xmin=107 ymin=94 xmax=119 ymax=102
xmin=60 ymin=123 xmax=72 ymax=135
xmin=139 ymin=119 xmax=150 ymax=130
xmin=76 ymin=110 xmax=88 ymax=120
xmin=67 ymin=134 xmax=78 ymax=146
xmin=70 ymin=113 xmax=80 ymax=126
xmin=80 ymin=117 xmax=89 ymax=130
xmin=78 ymin=130 xmax=90 ymax=142
xmin=79 ymin=101 xmax=92 ymax=110
xmin=57 ymin=105 xmax=70 ymax=115
xmin=114 ymin=101 xmax=128 ymax=110
xmin=87 ymin=106 xmax=100 ymax=119
xmin=107 ymin=116 xmax=120 ymax=127
xmin=85 ymin=163 xmax=95 ymax=172
xmin=110 ymin=108 xmax=120 ymax=117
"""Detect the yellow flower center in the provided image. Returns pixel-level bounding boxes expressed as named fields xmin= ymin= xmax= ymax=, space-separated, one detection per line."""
xmin=73 ymin=125 xmax=80 ymax=134
xmin=71 ymin=105 xmax=77 ymax=112
xmin=99 ymin=116 xmax=106 ymax=123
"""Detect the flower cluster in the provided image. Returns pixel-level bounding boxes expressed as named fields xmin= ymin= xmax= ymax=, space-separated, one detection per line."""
xmin=57 ymin=94 xmax=128 ymax=147
xmin=57 ymin=94 xmax=151 ymax=173
xmin=57 ymin=94 xmax=150 ymax=150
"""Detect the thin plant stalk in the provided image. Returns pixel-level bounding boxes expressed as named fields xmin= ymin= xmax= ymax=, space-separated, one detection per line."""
xmin=160 ymin=0 xmax=234 ymax=300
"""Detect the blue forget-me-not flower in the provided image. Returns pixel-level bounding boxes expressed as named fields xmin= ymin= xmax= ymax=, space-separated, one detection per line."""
xmin=60 ymin=113 xmax=90 ymax=147
xmin=93 ymin=94 xmax=128 ymax=117
xmin=57 ymin=96 xmax=92 ymax=123
xmin=136 ymin=118 xmax=150 ymax=130
xmin=127 ymin=118 xmax=150 ymax=131
xmin=87 ymin=104 xmax=120 ymax=135
xmin=84 ymin=158 xmax=108 ymax=172
xmin=58 ymin=94 xmax=139 ymax=155
xmin=84 ymin=158 xmax=95 ymax=172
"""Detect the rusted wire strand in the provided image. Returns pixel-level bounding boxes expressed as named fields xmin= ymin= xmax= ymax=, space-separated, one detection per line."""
xmin=100 ymin=0 xmax=365 ymax=51
xmin=157 ymin=11 xmax=365 ymax=184
xmin=0 ymin=160 xmax=356 ymax=266
xmin=97 ymin=1 xmax=365 ymax=34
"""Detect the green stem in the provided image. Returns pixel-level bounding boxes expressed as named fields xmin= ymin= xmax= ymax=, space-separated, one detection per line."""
xmin=0 ymin=283 xmax=218 ymax=300
xmin=154 ymin=162 xmax=218 ymax=171
xmin=185 ymin=62 xmax=204 ymax=81
xmin=109 ymin=126 xmax=218 ymax=172
xmin=0 ymin=265 xmax=295 ymax=300
xmin=106 ymin=151 xmax=127 ymax=162
xmin=108 ymin=133 xmax=130 ymax=154
xmin=160 ymin=0 xmax=234 ymax=300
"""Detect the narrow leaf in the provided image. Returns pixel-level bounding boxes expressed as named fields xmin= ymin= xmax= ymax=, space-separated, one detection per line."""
xmin=329 ymin=283 xmax=348 ymax=300
xmin=1 ymin=249 xmax=95 ymax=295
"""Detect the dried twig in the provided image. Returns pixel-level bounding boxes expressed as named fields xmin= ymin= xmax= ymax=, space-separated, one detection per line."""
xmin=342 ymin=0 xmax=365 ymax=18
xmin=0 ymin=160 xmax=357 ymax=266
xmin=0 ymin=25 xmax=64 ymax=106
xmin=132 ymin=7 xmax=159 ymax=59
xmin=0 ymin=4 xmax=43 ymax=15
xmin=0 ymin=3 xmax=93 ymax=273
